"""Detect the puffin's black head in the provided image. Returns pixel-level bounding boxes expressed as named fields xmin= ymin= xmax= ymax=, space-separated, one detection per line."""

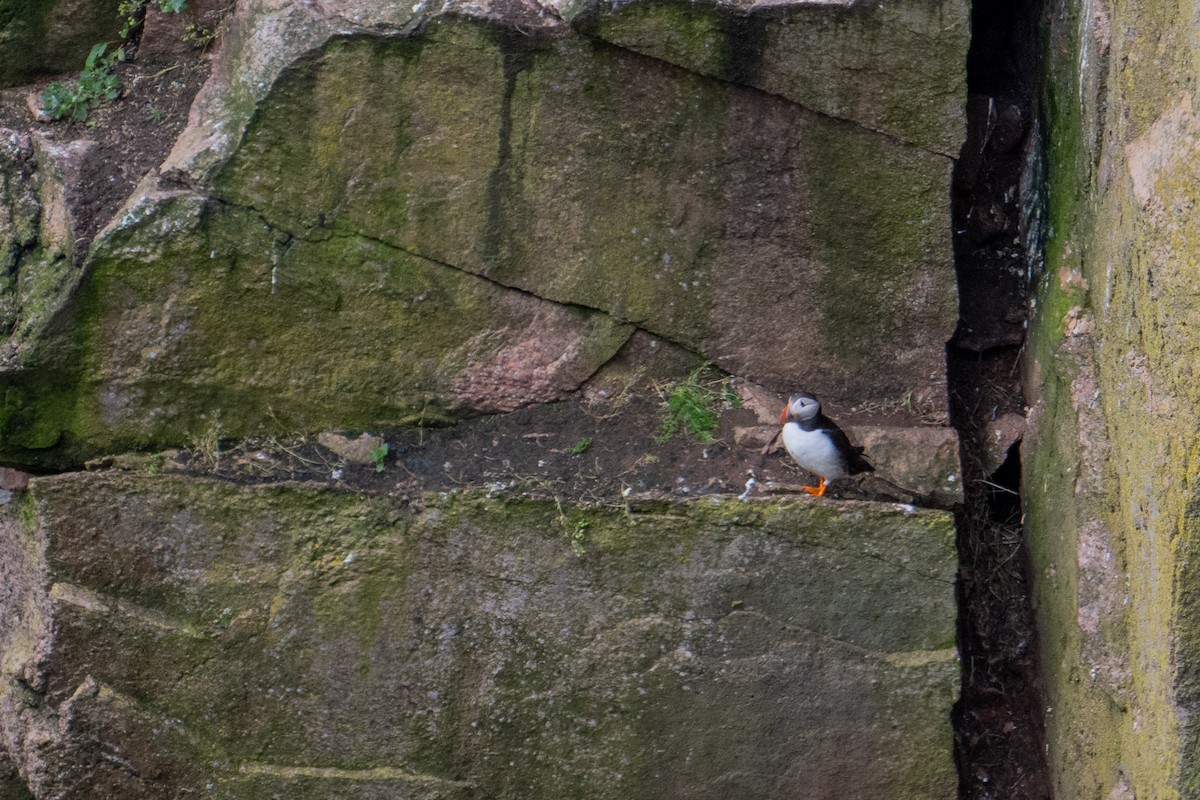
xmin=780 ymin=392 xmax=821 ymax=424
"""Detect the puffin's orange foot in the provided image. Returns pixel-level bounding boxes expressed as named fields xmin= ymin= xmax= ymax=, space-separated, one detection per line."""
xmin=802 ymin=478 xmax=828 ymax=497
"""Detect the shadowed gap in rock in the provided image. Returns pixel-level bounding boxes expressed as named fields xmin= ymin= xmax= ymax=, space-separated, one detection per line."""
xmin=948 ymin=0 xmax=1052 ymax=795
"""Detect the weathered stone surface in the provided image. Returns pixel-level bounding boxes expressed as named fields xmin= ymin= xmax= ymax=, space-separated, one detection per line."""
xmin=0 ymin=6 xmax=966 ymax=790
xmin=851 ymin=425 xmax=961 ymax=503
xmin=0 ymin=469 xmax=29 ymax=490
xmin=0 ymin=471 xmax=959 ymax=799
xmin=2 ymin=7 xmax=961 ymax=467
xmin=733 ymin=423 xmax=775 ymax=449
xmin=579 ymin=0 xmax=969 ymax=156
xmin=135 ymin=0 xmax=230 ymax=59
xmin=160 ymin=0 xmax=428 ymax=181
xmin=1026 ymin=0 xmax=1200 ymax=796
xmin=27 ymin=135 xmax=94 ymax=262
xmin=0 ymin=131 xmax=39 ymax=349
xmin=0 ymin=0 xmax=124 ymax=87
xmin=0 ymin=129 xmax=88 ymax=370
xmin=733 ymin=381 xmax=784 ymax=424
xmin=211 ymin=16 xmax=956 ymax=404
xmin=0 ymin=192 xmax=632 ymax=466
xmin=982 ymin=412 xmax=1024 ymax=475
xmin=317 ymin=431 xmax=385 ymax=464
xmin=0 ymin=5 xmax=960 ymax=466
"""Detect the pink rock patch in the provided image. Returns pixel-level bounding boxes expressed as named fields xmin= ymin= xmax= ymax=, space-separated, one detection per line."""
xmin=452 ymin=304 xmax=630 ymax=414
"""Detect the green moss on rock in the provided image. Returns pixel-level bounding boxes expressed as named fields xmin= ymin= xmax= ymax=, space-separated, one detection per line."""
xmin=0 ymin=191 xmax=631 ymax=466
xmin=212 ymin=14 xmax=954 ymax=403
xmin=588 ymin=2 xmax=727 ymax=77
xmin=583 ymin=0 xmax=969 ymax=156
xmin=1026 ymin=0 xmax=1200 ymax=796
xmin=0 ymin=12 xmax=957 ymax=466
xmin=5 ymin=472 xmax=959 ymax=799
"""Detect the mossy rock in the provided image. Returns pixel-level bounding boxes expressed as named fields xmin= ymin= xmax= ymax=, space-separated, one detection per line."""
xmin=0 ymin=11 xmax=958 ymax=467
xmin=214 ymin=15 xmax=955 ymax=406
xmin=0 ymin=190 xmax=632 ymax=467
xmin=1025 ymin=0 xmax=1200 ymax=796
xmin=1 ymin=471 xmax=959 ymax=798
xmin=579 ymin=0 xmax=969 ymax=156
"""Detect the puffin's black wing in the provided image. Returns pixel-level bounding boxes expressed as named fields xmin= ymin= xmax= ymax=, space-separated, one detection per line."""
xmin=814 ymin=415 xmax=874 ymax=475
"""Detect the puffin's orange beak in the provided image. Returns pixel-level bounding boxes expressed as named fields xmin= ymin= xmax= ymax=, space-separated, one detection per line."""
xmin=779 ymin=405 xmax=789 ymax=424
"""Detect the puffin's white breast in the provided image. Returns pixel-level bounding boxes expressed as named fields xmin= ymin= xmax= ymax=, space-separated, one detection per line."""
xmin=781 ymin=422 xmax=848 ymax=479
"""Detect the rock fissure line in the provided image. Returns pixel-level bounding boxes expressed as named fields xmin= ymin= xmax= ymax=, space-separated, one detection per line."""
xmin=49 ymin=582 xmax=206 ymax=639
xmin=238 ymin=762 xmax=477 ymax=786
xmin=791 ymin=535 xmax=955 ymax=584
xmin=579 ymin=28 xmax=959 ymax=161
xmin=730 ymin=608 xmax=956 ymax=662
xmin=205 ymin=192 xmax=717 ymax=381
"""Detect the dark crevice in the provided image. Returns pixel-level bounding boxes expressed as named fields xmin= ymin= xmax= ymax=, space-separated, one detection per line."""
xmin=950 ymin=346 xmax=1049 ymax=800
xmin=948 ymin=0 xmax=1051 ymax=797
xmin=952 ymin=0 xmax=1045 ymax=352
xmin=986 ymin=441 xmax=1023 ymax=527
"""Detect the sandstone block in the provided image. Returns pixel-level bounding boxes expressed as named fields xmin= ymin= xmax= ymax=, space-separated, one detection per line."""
xmin=0 ymin=472 xmax=959 ymax=799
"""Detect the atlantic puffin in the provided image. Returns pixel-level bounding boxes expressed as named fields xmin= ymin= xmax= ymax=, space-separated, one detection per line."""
xmin=779 ymin=392 xmax=873 ymax=497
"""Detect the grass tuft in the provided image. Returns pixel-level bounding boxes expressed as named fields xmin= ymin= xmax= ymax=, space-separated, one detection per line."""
xmin=655 ymin=365 xmax=740 ymax=444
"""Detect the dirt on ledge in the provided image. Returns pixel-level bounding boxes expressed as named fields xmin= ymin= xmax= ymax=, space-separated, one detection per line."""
xmin=92 ymin=366 xmax=946 ymax=513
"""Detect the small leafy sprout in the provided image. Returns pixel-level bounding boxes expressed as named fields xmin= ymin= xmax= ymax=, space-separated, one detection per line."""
xmin=182 ymin=21 xmax=218 ymax=50
xmin=40 ymin=43 xmax=125 ymax=122
xmin=566 ymin=518 xmax=589 ymax=557
xmin=567 ymin=437 xmax=592 ymax=454
xmin=118 ymin=0 xmax=188 ymax=38
xmin=553 ymin=497 xmax=589 ymax=557
xmin=211 ymin=606 xmax=234 ymax=630
xmin=721 ymin=385 xmax=743 ymax=409
xmin=656 ymin=365 xmax=734 ymax=444
xmin=370 ymin=443 xmax=389 ymax=473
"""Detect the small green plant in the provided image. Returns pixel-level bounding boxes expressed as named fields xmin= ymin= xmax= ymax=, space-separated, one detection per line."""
xmin=566 ymin=518 xmax=589 ymax=557
xmin=567 ymin=437 xmax=592 ymax=454
xmin=40 ymin=43 xmax=124 ymax=122
xmin=370 ymin=443 xmax=389 ymax=473
xmin=119 ymin=0 xmax=188 ymax=37
xmin=182 ymin=21 xmax=217 ymax=49
xmin=190 ymin=413 xmax=224 ymax=468
xmin=40 ymin=0 xmax=191 ymax=122
xmin=721 ymin=384 xmax=743 ymax=410
xmin=211 ymin=606 xmax=234 ymax=630
xmin=656 ymin=365 xmax=738 ymax=444
xmin=552 ymin=496 xmax=590 ymax=557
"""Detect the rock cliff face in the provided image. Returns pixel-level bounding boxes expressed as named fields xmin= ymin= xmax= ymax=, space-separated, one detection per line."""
xmin=1 ymin=472 xmax=957 ymax=799
xmin=1026 ymin=0 xmax=1200 ymax=796
xmin=0 ymin=0 xmax=966 ymax=468
xmin=0 ymin=0 xmax=967 ymax=797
